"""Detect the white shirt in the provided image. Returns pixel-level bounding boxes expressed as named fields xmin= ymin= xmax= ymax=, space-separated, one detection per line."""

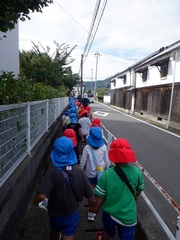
xmin=80 ymin=144 xmax=110 ymax=178
xmin=78 ymin=117 xmax=91 ymax=136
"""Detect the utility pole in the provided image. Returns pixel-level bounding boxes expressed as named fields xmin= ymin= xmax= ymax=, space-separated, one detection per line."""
xmin=91 ymin=69 xmax=93 ymax=93
xmin=167 ymin=51 xmax=178 ymax=128
xmin=94 ymin=52 xmax=100 ymax=96
xmin=80 ymin=54 xmax=83 ymax=98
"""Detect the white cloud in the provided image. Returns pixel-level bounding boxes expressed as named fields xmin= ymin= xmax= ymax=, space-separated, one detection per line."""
xmin=19 ymin=0 xmax=180 ymax=81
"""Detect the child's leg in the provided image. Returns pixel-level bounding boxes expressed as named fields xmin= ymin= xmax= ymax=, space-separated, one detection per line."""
xmin=102 ymin=229 xmax=111 ymax=240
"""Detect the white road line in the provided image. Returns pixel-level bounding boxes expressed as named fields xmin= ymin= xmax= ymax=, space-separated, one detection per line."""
xmin=96 ymin=102 xmax=180 ymax=138
xmin=93 ymin=111 xmax=109 ymax=117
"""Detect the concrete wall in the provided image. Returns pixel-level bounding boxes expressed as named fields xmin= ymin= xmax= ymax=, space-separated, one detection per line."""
xmin=0 ymin=112 xmax=64 ymax=240
xmin=0 ymin=24 xmax=19 ymax=76
xmin=103 ymin=95 xmax=111 ymax=104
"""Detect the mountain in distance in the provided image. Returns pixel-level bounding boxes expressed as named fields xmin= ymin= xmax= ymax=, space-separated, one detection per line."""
xmin=83 ymin=78 xmax=110 ymax=92
xmin=82 ymin=72 xmax=120 ymax=92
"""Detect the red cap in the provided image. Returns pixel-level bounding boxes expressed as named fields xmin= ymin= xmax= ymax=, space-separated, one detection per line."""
xmin=108 ymin=138 xmax=136 ymax=164
xmin=80 ymin=105 xmax=85 ymax=110
xmin=76 ymin=102 xmax=81 ymax=106
xmin=90 ymin=118 xmax=101 ymax=127
xmin=86 ymin=105 xmax=91 ymax=111
xmin=79 ymin=109 xmax=88 ymax=117
xmin=63 ymin=129 xmax=77 ymax=147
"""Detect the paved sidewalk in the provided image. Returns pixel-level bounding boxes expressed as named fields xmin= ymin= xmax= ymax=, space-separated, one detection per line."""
xmin=15 ymin=191 xmax=147 ymax=240
xmin=15 ymin=133 xmax=147 ymax=240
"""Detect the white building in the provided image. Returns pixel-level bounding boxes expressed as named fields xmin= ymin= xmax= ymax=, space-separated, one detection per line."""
xmin=111 ymin=41 xmax=180 ymax=91
xmin=110 ymin=40 xmax=180 ymax=129
xmin=0 ymin=24 xmax=19 ymax=76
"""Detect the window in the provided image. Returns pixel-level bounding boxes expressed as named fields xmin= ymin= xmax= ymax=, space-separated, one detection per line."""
xmin=160 ymin=62 xmax=168 ymax=78
xmin=118 ymin=74 xmax=126 ymax=84
xmin=110 ymin=79 xmax=116 ymax=87
xmin=142 ymin=70 xmax=148 ymax=82
xmin=113 ymin=80 xmax=116 ymax=87
xmin=135 ymin=68 xmax=148 ymax=82
xmin=151 ymin=57 xmax=169 ymax=78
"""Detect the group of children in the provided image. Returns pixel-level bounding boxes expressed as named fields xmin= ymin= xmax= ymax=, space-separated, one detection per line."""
xmin=34 ymin=94 xmax=145 ymax=240
xmin=61 ymin=95 xmax=103 ymax=164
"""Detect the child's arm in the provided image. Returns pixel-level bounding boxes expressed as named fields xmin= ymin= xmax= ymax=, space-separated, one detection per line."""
xmin=90 ymin=196 xmax=104 ymax=214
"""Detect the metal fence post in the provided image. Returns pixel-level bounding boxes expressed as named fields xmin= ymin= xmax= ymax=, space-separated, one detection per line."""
xmin=55 ymin=98 xmax=59 ymax=120
xmin=56 ymin=98 xmax=61 ymax=118
xmin=107 ymin=133 xmax=113 ymax=151
xmin=176 ymin=215 xmax=180 ymax=240
xmin=27 ymin=102 xmax=31 ymax=155
xmin=46 ymin=99 xmax=49 ymax=131
xmin=53 ymin=99 xmax=57 ymax=122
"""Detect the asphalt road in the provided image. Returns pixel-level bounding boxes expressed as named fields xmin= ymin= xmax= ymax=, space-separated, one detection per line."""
xmin=91 ymin=102 xmax=180 ymax=240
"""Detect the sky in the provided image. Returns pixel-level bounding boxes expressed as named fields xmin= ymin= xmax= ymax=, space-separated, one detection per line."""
xmin=19 ymin=0 xmax=180 ymax=81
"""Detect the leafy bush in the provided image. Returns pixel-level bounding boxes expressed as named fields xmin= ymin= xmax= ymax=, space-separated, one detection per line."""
xmin=0 ymin=72 xmax=68 ymax=105
xmin=0 ymin=72 xmax=33 ymax=104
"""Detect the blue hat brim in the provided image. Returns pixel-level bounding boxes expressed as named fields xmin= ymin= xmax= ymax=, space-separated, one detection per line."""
xmin=51 ymin=136 xmax=78 ymax=167
xmin=51 ymin=149 xmax=78 ymax=167
xmin=70 ymin=118 xmax=77 ymax=123
xmin=86 ymin=134 xmax=104 ymax=148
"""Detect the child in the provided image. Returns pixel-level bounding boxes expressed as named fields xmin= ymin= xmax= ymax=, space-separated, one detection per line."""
xmin=78 ymin=110 xmax=91 ymax=141
xmin=81 ymin=127 xmax=110 ymax=221
xmin=90 ymin=138 xmax=145 ymax=240
xmin=34 ymin=137 xmax=95 ymax=240
xmin=90 ymin=118 xmax=101 ymax=128
xmin=63 ymin=128 xmax=80 ymax=164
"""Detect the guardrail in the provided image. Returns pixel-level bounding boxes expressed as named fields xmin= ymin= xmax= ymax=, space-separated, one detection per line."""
xmin=100 ymin=122 xmax=180 ymax=240
xmin=0 ymin=97 xmax=69 ymax=187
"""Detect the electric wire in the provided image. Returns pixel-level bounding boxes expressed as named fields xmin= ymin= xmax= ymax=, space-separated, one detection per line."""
xmin=83 ymin=0 xmax=102 ymax=56
xmin=54 ymin=0 xmax=102 ymax=76
xmin=54 ymin=0 xmax=88 ymax=33
xmin=53 ymin=0 xmax=108 ymax=79
xmin=78 ymin=0 xmax=103 ymax=76
xmin=83 ymin=0 xmax=108 ymax=62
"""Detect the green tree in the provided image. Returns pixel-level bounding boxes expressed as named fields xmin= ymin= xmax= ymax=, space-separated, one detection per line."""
xmin=97 ymin=88 xmax=108 ymax=97
xmin=0 ymin=72 xmax=34 ymax=104
xmin=32 ymin=82 xmax=66 ymax=100
xmin=56 ymin=85 xmax=68 ymax=97
xmin=20 ymin=50 xmax=59 ymax=86
xmin=0 ymin=41 xmax=78 ymax=104
xmin=0 ymin=71 xmax=68 ymax=104
xmin=0 ymin=0 xmax=53 ymax=32
xmin=62 ymin=67 xmax=79 ymax=91
xmin=20 ymin=41 xmax=78 ymax=90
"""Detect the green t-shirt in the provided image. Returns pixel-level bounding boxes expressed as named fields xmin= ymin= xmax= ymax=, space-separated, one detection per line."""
xmin=94 ymin=164 xmax=144 ymax=226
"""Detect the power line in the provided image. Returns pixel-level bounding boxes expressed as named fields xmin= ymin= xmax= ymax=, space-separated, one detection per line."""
xmin=83 ymin=0 xmax=108 ymax=62
xmin=85 ymin=0 xmax=108 ymax=61
xmin=83 ymin=0 xmax=102 ymax=56
xmin=54 ymin=0 xmax=88 ymax=33
xmin=78 ymin=0 xmax=108 ymax=95
xmin=77 ymin=0 xmax=103 ymax=77
xmin=54 ymin=0 xmax=108 ymax=88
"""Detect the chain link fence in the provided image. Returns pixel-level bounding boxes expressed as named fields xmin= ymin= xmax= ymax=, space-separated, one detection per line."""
xmin=0 ymin=97 xmax=69 ymax=187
